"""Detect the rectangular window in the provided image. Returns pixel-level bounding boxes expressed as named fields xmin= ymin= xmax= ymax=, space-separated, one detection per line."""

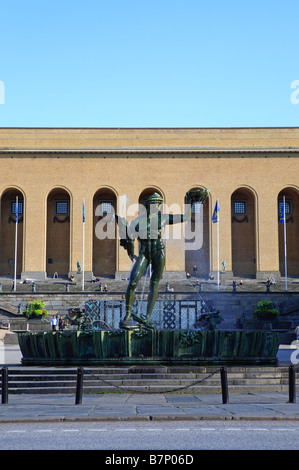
xmin=233 ymin=200 xmax=246 ymax=215
xmin=98 ymin=200 xmax=113 ymax=215
xmin=56 ymin=201 xmax=69 ymax=215
xmin=11 ymin=201 xmax=23 ymax=215
xmin=278 ymin=199 xmax=292 ymax=215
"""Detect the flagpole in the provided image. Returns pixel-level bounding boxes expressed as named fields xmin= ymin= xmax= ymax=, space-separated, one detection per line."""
xmin=14 ymin=196 xmax=18 ymax=292
xmin=217 ymin=198 xmax=220 ymax=292
xmin=283 ymin=196 xmax=287 ymax=291
xmin=82 ymin=197 xmax=85 ymax=292
xmin=212 ymin=199 xmax=220 ymax=291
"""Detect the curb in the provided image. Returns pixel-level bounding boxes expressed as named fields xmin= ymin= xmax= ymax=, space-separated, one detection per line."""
xmin=1 ymin=414 xmax=299 ymax=424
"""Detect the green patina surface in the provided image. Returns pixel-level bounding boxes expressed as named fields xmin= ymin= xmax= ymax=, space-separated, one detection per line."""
xmin=18 ymin=329 xmax=280 ymax=365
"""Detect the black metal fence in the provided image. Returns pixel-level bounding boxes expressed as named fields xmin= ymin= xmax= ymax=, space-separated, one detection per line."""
xmin=1 ymin=365 xmax=298 ymax=405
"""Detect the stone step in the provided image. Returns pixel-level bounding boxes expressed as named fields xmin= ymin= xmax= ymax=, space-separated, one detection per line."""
xmin=7 ymin=377 xmax=292 ymax=386
xmin=80 ymin=384 xmax=291 ymax=394
xmin=4 ymin=384 xmax=291 ymax=395
xmin=5 ymin=370 xmax=291 ymax=381
xmin=6 ymin=365 xmax=287 ymax=374
xmin=3 ymin=366 xmax=294 ymax=376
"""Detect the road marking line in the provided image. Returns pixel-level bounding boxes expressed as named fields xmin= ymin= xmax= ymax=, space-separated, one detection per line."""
xmin=6 ymin=430 xmax=27 ymax=433
xmin=196 ymin=428 xmax=216 ymax=431
xmin=144 ymin=428 xmax=163 ymax=431
xmin=248 ymin=428 xmax=269 ymax=431
xmin=276 ymin=428 xmax=296 ymax=431
xmin=88 ymin=429 xmax=108 ymax=432
xmin=118 ymin=428 xmax=137 ymax=431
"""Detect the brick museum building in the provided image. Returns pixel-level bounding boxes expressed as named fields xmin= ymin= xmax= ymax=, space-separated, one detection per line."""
xmin=0 ymin=127 xmax=298 ymax=282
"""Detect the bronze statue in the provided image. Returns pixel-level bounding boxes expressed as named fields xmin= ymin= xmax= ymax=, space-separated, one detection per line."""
xmin=116 ymin=189 xmax=209 ymax=329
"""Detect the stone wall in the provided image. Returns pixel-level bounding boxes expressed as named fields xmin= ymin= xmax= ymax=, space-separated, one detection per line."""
xmin=1 ymin=291 xmax=299 ymax=330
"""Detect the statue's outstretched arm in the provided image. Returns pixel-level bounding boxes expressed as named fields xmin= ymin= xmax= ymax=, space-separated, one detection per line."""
xmin=164 ymin=189 xmax=210 ymax=225
xmin=166 ymin=203 xmax=192 ymax=225
xmin=165 ymin=193 xmax=194 ymax=225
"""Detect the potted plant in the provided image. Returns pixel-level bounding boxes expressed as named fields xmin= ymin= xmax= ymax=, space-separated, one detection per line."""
xmin=253 ymin=300 xmax=279 ymax=321
xmin=23 ymin=300 xmax=48 ymax=319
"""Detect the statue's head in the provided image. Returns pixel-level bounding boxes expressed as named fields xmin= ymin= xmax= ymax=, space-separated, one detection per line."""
xmin=144 ymin=192 xmax=163 ymax=209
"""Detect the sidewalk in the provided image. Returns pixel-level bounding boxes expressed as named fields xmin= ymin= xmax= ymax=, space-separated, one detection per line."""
xmin=1 ymin=344 xmax=299 ymax=423
xmin=1 ymin=391 xmax=299 ymax=423
xmin=0 ymin=393 xmax=299 ymax=424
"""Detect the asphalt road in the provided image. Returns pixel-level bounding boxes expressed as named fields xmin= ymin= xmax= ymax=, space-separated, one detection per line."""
xmin=1 ymin=420 xmax=299 ymax=451
xmin=1 ymin=342 xmax=299 ymax=453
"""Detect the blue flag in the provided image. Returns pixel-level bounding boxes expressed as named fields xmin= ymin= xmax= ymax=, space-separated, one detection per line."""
xmin=280 ymin=199 xmax=285 ymax=223
xmin=15 ymin=199 xmax=18 ymax=224
xmin=212 ymin=200 xmax=219 ymax=223
xmin=83 ymin=200 xmax=85 ymax=223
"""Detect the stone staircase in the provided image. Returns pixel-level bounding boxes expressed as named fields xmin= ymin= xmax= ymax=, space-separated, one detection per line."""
xmin=1 ymin=365 xmax=297 ymax=395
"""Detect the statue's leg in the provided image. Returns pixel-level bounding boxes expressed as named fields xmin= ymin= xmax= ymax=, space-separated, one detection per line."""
xmin=146 ymin=250 xmax=165 ymax=319
xmin=124 ymin=255 xmax=149 ymax=322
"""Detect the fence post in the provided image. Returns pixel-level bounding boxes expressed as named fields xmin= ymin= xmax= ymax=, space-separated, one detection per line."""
xmin=1 ymin=367 xmax=8 ymax=404
xmin=289 ymin=365 xmax=296 ymax=403
xmin=220 ymin=366 xmax=229 ymax=404
xmin=75 ymin=367 xmax=84 ymax=404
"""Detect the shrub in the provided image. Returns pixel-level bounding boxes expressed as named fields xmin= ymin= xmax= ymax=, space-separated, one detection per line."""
xmin=23 ymin=301 xmax=48 ymax=319
xmin=253 ymin=300 xmax=279 ymax=320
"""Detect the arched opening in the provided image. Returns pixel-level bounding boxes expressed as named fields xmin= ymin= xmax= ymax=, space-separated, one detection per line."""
xmin=231 ymin=187 xmax=257 ymax=277
xmin=93 ymin=188 xmax=117 ymax=277
xmin=278 ymin=187 xmax=299 ymax=277
xmin=0 ymin=188 xmax=24 ymax=277
xmin=138 ymin=187 xmax=164 ymax=207
xmin=46 ymin=188 xmax=70 ymax=277
xmin=184 ymin=188 xmax=210 ymax=278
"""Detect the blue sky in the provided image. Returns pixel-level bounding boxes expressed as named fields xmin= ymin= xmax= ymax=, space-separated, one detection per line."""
xmin=0 ymin=0 xmax=298 ymax=128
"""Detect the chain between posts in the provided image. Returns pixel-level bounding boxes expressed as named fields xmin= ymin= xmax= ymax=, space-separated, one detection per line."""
xmin=83 ymin=367 xmax=222 ymax=395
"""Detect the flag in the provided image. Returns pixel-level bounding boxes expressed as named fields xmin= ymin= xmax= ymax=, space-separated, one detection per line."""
xmin=83 ymin=199 xmax=85 ymax=223
xmin=212 ymin=200 xmax=219 ymax=223
xmin=280 ymin=199 xmax=285 ymax=223
xmin=15 ymin=198 xmax=18 ymax=224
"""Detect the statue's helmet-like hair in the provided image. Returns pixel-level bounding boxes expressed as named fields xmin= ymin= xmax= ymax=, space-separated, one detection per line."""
xmin=144 ymin=192 xmax=163 ymax=207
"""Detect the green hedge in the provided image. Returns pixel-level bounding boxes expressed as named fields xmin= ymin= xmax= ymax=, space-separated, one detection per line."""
xmin=253 ymin=300 xmax=279 ymax=320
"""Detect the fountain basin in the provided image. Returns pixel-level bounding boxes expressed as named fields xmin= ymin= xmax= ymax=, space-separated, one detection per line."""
xmin=18 ymin=329 xmax=280 ymax=366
